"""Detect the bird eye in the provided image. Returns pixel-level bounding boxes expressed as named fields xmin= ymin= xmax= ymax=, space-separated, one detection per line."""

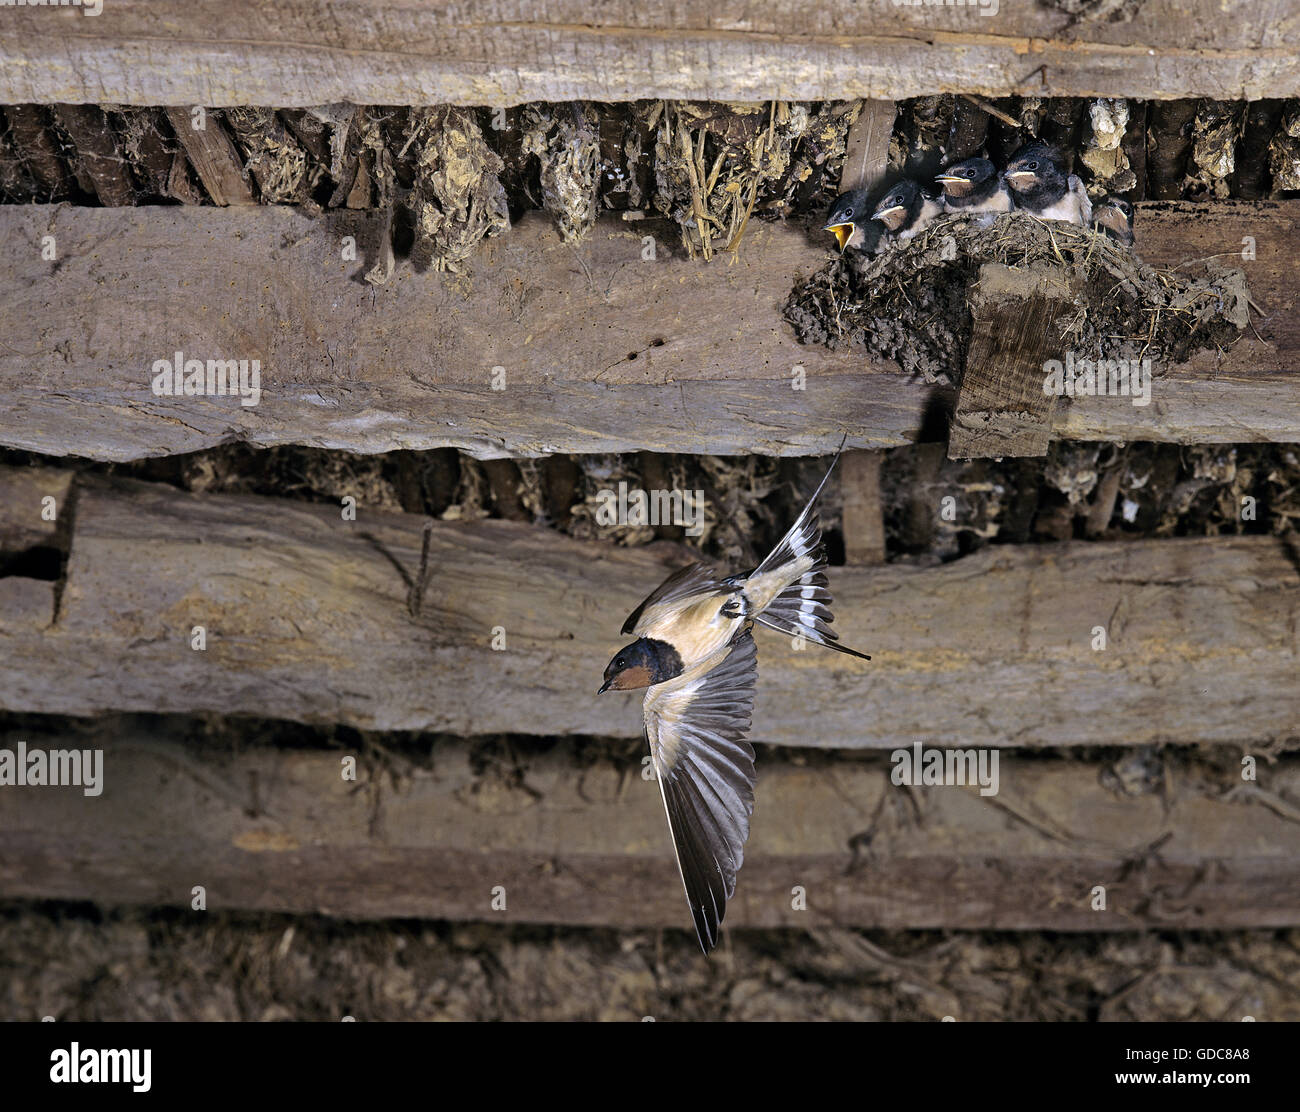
xmin=615 ymin=657 xmax=626 ymax=668
xmin=1026 ymin=160 xmax=1039 ymax=170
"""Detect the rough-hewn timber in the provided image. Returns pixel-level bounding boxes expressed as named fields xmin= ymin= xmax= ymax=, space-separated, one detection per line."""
xmin=948 ymin=263 xmax=1075 ymax=459
xmin=0 ymin=203 xmax=1296 ymax=461
xmin=1 ymin=469 xmax=1296 ymax=747
xmin=2 ymin=724 xmax=1297 ymax=930
xmin=0 ymin=2 xmax=1297 ymax=106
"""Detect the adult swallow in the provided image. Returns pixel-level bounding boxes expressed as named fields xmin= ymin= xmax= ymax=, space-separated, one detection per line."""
xmin=935 ymin=157 xmax=1014 ymax=225
xmin=871 ymin=179 xmax=945 ymax=243
xmin=1093 ymin=195 xmax=1135 ymax=246
xmin=599 ymin=451 xmax=870 ymax=953
xmin=823 ymin=189 xmax=879 ymax=252
xmin=1004 ymin=143 xmax=1093 ymax=226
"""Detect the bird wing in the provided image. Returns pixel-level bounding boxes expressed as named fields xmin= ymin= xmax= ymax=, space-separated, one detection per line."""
xmin=643 ymin=630 xmax=758 ymax=952
xmin=622 ymin=560 xmax=724 ymax=636
xmin=1068 ymin=175 xmax=1093 ymax=226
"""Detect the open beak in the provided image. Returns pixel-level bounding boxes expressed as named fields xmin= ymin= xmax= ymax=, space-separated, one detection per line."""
xmin=597 ymin=679 xmax=612 ymax=694
xmin=871 ymin=203 xmax=902 ymax=223
xmin=824 ymin=222 xmax=854 ymax=251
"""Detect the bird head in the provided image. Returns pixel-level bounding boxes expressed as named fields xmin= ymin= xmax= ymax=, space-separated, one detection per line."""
xmin=1098 ymin=196 xmax=1134 ymax=221
xmin=823 ymin=190 xmax=868 ymax=251
xmin=935 ymin=157 xmax=994 ymax=198
xmin=1094 ymin=196 xmax=1135 ymax=241
xmin=871 ymin=180 xmax=921 ymax=232
xmin=598 ymin=637 xmax=683 ymax=694
xmin=1005 ymin=144 xmax=1064 ymax=192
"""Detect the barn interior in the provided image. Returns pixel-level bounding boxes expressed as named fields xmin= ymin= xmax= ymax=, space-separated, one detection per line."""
xmin=1 ymin=1 xmax=1298 ymax=1021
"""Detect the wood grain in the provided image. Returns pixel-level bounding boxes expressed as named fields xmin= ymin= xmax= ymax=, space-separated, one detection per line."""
xmin=840 ymin=450 xmax=886 ymax=564
xmin=2 ymin=723 xmax=1297 ymax=929
xmin=1 ymin=469 xmax=1296 ymax=748
xmin=840 ymin=100 xmax=895 ymax=193
xmin=162 ymin=108 xmax=255 ymax=206
xmin=0 ymin=202 xmax=1296 ymax=462
xmin=948 ymin=263 xmax=1074 ymax=459
xmin=1 ymin=1 xmax=1296 ymax=105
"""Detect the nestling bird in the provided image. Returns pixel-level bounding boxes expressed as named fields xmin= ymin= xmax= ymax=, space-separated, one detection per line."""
xmin=1004 ymin=143 xmax=1093 ymax=226
xmin=1093 ymin=195 xmax=1135 ymax=247
xmin=823 ymin=188 xmax=880 ymax=253
xmin=598 ymin=450 xmax=871 ymax=953
xmin=935 ymin=157 xmax=1014 ymax=226
xmin=872 ymin=179 xmax=945 ymax=244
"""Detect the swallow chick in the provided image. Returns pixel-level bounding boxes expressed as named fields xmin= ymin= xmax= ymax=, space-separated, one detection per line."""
xmin=599 ymin=451 xmax=870 ymax=953
xmin=1093 ymin=195 xmax=1135 ymax=247
xmin=935 ymin=157 xmax=1014 ymax=227
xmin=1004 ymin=143 xmax=1093 ymax=227
xmin=823 ymin=189 xmax=880 ymax=253
xmin=872 ymin=179 xmax=945 ymax=245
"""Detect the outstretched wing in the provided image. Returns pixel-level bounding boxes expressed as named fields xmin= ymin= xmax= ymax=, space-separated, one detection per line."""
xmin=622 ymin=560 xmax=724 ymax=636
xmin=642 ymin=631 xmax=758 ymax=952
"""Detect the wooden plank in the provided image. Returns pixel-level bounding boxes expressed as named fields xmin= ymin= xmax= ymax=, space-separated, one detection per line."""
xmin=1 ymin=469 xmax=1296 ymax=749
xmin=1 ymin=2 xmax=1297 ymax=105
xmin=162 ymin=108 xmax=255 ymax=206
xmin=51 ymin=105 xmax=135 ymax=207
xmin=948 ymin=263 xmax=1074 ymax=459
xmin=3 ymin=723 xmax=1298 ymax=930
xmin=840 ymin=450 xmax=886 ymax=564
xmin=0 ymin=465 xmax=72 ymax=552
xmin=0 ymin=202 xmax=1297 ymax=462
xmin=4 ymin=105 xmax=71 ymax=198
xmin=840 ymin=100 xmax=896 ymax=193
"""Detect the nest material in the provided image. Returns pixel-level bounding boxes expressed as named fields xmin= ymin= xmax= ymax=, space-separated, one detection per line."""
xmin=406 ymin=107 xmax=510 ymax=273
xmin=784 ymin=212 xmax=1252 ymax=386
xmin=644 ymin=100 xmax=859 ymax=258
xmin=224 ymin=107 xmax=315 ymax=204
xmin=1185 ymin=99 xmax=1241 ymax=199
xmin=1080 ymin=98 xmax=1135 ymax=195
xmin=1268 ymin=102 xmax=1300 ymax=191
xmin=520 ymin=103 xmax=601 ymax=243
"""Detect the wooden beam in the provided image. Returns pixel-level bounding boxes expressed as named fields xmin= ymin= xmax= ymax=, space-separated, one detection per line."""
xmin=948 ymin=263 xmax=1074 ymax=459
xmin=1 ymin=2 xmax=1297 ymax=106
xmin=0 ymin=202 xmax=1296 ymax=462
xmin=3 ymin=724 xmax=1298 ymax=930
xmin=162 ymin=108 xmax=255 ymax=206
xmin=1 ymin=469 xmax=1296 ymax=748
xmin=839 ymin=451 xmax=886 ymax=564
xmin=4 ymin=105 xmax=71 ymax=198
xmin=840 ymin=100 xmax=896 ymax=194
xmin=51 ymin=105 xmax=136 ymax=207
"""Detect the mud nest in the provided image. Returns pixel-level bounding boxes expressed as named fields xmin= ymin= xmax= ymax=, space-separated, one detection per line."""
xmin=784 ymin=212 xmax=1253 ymax=385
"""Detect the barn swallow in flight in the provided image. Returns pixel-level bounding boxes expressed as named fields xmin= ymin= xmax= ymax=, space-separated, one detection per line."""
xmin=1004 ymin=143 xmax=1092 ymax=226
xmin=598 ymin=450 xmax=870 ymax=952
xmin=935 ymin=157 xmax=1014 ymax=226
xmin=823 ymin=189 xmax=880 ymax=252
xmin=872 ymin=179 xmax=944 ymax=244
xmin=1093 ymin=195 xmax=1135 ymax=246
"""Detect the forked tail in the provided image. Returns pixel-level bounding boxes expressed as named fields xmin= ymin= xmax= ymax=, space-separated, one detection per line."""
xmin=745 ymin=443 xmax=871 ymax=661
